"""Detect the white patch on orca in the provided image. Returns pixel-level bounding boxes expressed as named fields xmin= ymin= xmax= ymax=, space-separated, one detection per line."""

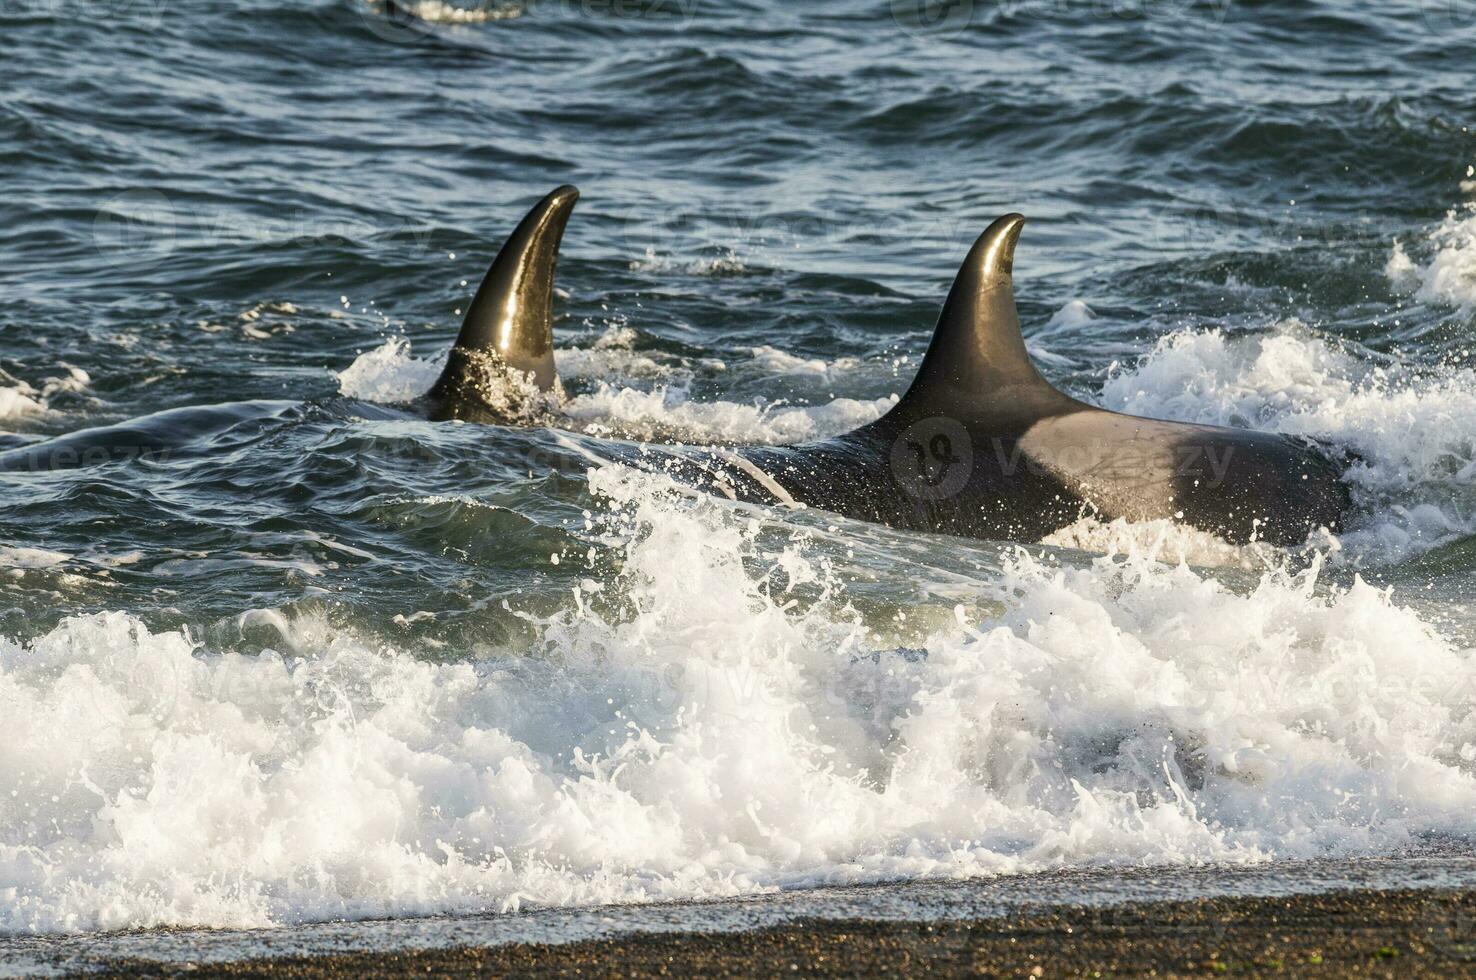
xmin=1101 ymin=321 xmax=1476 ymax=564
xmin=1042 ymin=516 xmax=1276 ymax=569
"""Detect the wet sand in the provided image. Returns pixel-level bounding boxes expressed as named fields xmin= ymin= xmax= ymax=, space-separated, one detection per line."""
xmin=99 ymin=886 xmax=1476 ymax=978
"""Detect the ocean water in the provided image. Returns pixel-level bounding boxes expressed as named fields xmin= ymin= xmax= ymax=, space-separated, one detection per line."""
xmin=1 ymin=0 xmax=1475 ymax=939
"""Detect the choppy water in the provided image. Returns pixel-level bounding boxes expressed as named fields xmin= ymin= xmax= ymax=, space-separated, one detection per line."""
xmin=2 ymin=0 xmax=1475 ymax=939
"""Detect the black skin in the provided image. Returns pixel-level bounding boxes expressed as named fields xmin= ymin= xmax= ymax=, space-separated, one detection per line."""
xmin=727 ymin=416 xmax=1352 ymax=548
xmin=3 ymin=191 xmax=1356 ymax=551
xmin=677 ymin=211 xmax=1357 ymax=549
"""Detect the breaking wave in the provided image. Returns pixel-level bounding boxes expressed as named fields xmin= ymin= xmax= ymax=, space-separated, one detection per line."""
xmin=3 ymin=464 xmax=1473 ymax=934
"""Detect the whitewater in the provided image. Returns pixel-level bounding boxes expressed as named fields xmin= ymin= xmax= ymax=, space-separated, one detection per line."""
xmin=6 ymin=207 xmax=1476 ymax=931
xmin=4 ymin=0 xmax=1476 ymax=951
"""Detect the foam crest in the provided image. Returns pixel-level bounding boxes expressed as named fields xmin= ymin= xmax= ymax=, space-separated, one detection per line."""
xmin=336 ymin=337 xmax=892 ymax=444
xmin=562 ymin=386 xmax=894 ymax=444
xmin=1387 ymin=202 xmax=1476 ymax=307
xmin=336 ymin=337 xmax=445 ymax=404
xmin=0 ymin=366 xmax=90 ymax=430
xmin=747 ymin=345 xmax=862 ymax=380
xmin=388 ymin=0 xmax=524 ymax=24
xmin=556 ymin=326 xmax=689 ymax=382
xmin=3 ymin=466 xmax=1474 ymax=935
xmin=629 ymin=247 xmax=747 ymax=277
xmin=0 ymin=387 xmax=45 ymax=424
xmin=0 ymin=547 xmax=70 ymax=575
xmin=1100 ymin=323 xmax=1476 ymax=562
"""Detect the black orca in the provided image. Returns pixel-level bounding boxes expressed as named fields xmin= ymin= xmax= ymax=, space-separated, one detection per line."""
xmin=420 ymin=187 xmax=1350 ymax=547
xmin=722 ymin=214 xmax=1353 ymax=547
xmin=424 ymin=185 xmax=577 ymax=423
xmin=0 ymin=187 xmax=580 ymax=475
xmin=3 ymin=185 xmax=1352 ymax=549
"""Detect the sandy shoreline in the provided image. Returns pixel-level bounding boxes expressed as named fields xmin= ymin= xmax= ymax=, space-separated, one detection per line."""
xmin=85 ymin=887 xmax=1476 ymax=978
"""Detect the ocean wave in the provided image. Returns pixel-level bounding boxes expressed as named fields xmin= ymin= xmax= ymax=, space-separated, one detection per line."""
xmin=2 ymin=464 xmax=1472 ymax=935
xmin=335 ymin=337 xmax=445 ymax=405
xmin=379 ymin=0 xmax=524 ymax=25
xmin=629 ymin=247 xmax=749 ymax=278
xmin=556 ymin=325 xmax=695 ymax=382
xmin=338 ymin=321 xmax=1476 ymax=563
xmin=560 ymin=384 xmax=894 ymax=444
xmin=1386 ymin=200 xmax=1476 ymax=308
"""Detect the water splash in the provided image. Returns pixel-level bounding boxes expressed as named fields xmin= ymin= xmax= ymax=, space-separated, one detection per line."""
xmin=2 ymin=464 xmax=1473 ymax=935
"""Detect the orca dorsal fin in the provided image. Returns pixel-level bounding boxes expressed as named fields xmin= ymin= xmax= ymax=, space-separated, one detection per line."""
xmin=429 ymin=185 xmax=577 ymax=417
xmin=893 ymin=213 xmax=1063 ymax=422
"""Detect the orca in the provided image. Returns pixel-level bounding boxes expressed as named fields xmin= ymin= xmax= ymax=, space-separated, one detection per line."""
xmin=3 ymin=184 xmax=1353 ymax=549
xmin=424 ymin=185 xmax=577 ymax=423
xmin=0 ymin=187 xmax=580 ymax=475
xmin=415 ymin=186 xmax=1351 ymax=548
xmin=720 ymin=213 xmax=1352 ymax=547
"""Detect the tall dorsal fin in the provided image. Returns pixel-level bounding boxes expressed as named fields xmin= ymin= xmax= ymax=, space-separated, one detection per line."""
xmin=430 ymin=185 xmax=577 ymax=413
xmin=893 ymin=213 xmax=1064 ymax=422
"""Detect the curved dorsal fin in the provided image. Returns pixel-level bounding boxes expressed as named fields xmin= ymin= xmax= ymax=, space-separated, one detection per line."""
xmin=431 ymin=185 xmax=578 ymax=408
xmin=893 ymin=213 xmax=1063 ymax=422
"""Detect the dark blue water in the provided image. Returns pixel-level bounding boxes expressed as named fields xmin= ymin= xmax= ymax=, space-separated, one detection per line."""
xmin=1 ymin=0 xmax=1475 ymax=939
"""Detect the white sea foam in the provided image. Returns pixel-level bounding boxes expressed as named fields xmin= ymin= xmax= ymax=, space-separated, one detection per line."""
xmin=0 ymin=547 xmax=70 ymax=570
xmin=746 ymin=345 xmax=863 ymax=380
xmin=0 ymin=366 xmax=90 ymax=429
xmin=561 ymin=385 xmax=895 ymax=444
xmin=629 ymin=247 xmax=748 ymax=277
xmin=337 ymin=337 xmax=892 ymax=444
xmin=338 ymin=324 xmax=1475 ymax=558
xmin=335 ymin=337 xmax=445 ymax=404
xmin=1100 ymin=321 xmax=1476 ymax=563
xmin=0 ymin=387 xmax=45 ymax=423
xmin=1386 ymin=202 xmax=1476 ymax=307
xmin=389 ymin=0 xmax=524 ymax=24
xmin=2 ymin=464 xmax=1473 ymax=935
xmin=556 ymin=326 xmax=682 ymax=382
